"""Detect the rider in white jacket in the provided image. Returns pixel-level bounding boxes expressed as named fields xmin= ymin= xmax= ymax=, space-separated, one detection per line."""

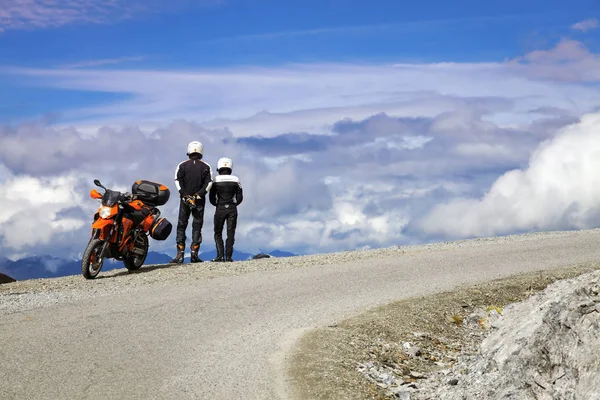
xmin=209 ymin=157 xmax=243 ymax=262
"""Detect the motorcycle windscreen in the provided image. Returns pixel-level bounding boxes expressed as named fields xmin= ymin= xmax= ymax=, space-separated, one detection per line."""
xmin=102 ymin=189 xmax=122 ymax=207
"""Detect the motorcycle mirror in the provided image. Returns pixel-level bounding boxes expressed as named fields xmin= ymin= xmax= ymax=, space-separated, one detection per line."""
xmin=93 ymin=179 xmax=105 ymax=189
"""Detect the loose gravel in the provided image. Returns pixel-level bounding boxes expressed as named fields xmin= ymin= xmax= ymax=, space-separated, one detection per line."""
xmin=3 ymin=228 xmax=597 ymax=316
xmin=3 ymin=228 xmax=600 ymax=400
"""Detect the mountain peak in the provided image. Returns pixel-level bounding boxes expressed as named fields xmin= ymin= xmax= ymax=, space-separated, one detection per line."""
xmin=267 ymin=249 xmax=297 ymax=257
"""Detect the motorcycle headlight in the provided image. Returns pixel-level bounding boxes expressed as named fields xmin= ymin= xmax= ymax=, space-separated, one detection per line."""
xmin=99 ymin=206 xmax=112 ymax=219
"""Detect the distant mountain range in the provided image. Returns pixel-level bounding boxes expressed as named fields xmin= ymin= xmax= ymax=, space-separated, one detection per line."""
xmin=0 ymin=249 xmax=297 ymax=282
xmin=266 ymin=250 xmax=296 ymax=258
xmin=198 ymin=248 xmax=296 ymax=261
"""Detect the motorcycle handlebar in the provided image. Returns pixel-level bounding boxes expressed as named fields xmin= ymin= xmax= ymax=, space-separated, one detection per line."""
xmin=119 ymin=192 xmax=133 ymax=202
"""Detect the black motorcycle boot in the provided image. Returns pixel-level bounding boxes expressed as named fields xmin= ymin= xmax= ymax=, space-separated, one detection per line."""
xmin=170 ymin=244 xmax=185 ymax=263
xmin=190 ymin=244 xmax=203 ymax=263
xmin=225 ymin=245 xmax=234 ymax=262
xmin=213 ymin=237 xmax=225 ymax=262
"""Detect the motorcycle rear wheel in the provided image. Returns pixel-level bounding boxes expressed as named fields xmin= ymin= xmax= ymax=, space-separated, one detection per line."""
xmin=123 ymin=233 xmax=148 ymax=272
xmin=82 ymin=238 xmax=106 ymax=279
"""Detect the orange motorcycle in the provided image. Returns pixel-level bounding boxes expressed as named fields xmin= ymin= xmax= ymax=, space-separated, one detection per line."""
xmin=82 ymin=179 xmax=172 ymax=279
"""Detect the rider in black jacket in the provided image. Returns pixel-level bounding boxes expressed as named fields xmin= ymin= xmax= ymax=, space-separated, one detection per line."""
xmin=170 ymin=141 xmax=213 ymax=263
xmin=209 ymin=157 xmax=243 ymax=262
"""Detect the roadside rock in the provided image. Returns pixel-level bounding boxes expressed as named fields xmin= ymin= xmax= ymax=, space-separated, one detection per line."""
xmin=426 ymin=270 xmax=600 ymax=399
xmin=0 ymin=273 xmax=16 ymax=284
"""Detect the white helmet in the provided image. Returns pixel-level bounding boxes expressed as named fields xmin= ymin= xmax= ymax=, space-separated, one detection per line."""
xmin=217 ymin=157 xmax=233 ymax=171
xmin=187 ymin=141 xmax=203 ymax=156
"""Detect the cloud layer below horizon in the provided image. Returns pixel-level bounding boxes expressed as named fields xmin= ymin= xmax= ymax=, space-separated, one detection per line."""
xmin=2 ymin=37 xmax=600 ymax=260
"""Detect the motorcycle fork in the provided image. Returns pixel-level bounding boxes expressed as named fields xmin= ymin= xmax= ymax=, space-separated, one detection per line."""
xmin=99 ymin=207 xmax=124 ymax=259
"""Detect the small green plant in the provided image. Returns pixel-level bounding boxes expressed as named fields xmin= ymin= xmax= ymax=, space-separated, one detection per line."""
xmin=486 ymin=305 xmax=503 ymax=315
xmin=447 ymin=314 xmax=464 ymax=325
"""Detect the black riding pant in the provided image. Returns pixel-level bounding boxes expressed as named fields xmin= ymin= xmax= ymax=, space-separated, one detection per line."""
xmin=214 ymin=206 xmax=238 ymax=259
xmin=176 ymin=199 xmax=205 ymax=250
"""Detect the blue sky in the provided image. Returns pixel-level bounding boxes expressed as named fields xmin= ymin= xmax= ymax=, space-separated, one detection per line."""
xmin=1 ymin=0 xmax=600 ymax=260
xmin=1 ymin=0 xmax=599 ymax=124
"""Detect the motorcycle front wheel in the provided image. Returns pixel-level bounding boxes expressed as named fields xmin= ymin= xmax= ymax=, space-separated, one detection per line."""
xmin=82 ymin=238 xmax=106 ymax=279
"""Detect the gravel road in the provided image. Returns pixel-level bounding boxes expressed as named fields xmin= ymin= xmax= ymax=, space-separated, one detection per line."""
xmin=2 ymin=229 xmax=600 ymax=400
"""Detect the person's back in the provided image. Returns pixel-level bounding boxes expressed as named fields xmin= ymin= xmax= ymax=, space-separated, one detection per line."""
xmin=212 ymin=174 xmax=242 ymax=208
xmin=175 ymin=155 xmax=212 ymax=199
xmin=209 ymin=157 xmax=243 ymax=262
xmin=170 ymin=141 xmax=213 ymax=264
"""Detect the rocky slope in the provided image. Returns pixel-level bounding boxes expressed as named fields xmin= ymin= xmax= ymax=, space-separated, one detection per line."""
xmin=419 ymin=270 xmax=600 ymax=399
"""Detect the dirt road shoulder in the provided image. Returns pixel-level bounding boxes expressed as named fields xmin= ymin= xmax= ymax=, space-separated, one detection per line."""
xmin=285 ymin=262 xmax=600 ymax=400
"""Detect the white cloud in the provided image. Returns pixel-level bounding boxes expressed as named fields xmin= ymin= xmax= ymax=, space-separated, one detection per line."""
xmin=261 ymin=154 xmax=313 ymax=169
xmin=507 ymin=39 xmax=600 ymax=82
xmin=41 ymin=258 xmax=64 ymax=273
xmin=2 ymin=105 xmax=543 ymax=258
xmin=5 ymin=40 xmax=600 ymax=133
xmin=59 ymin=56 xmax=146 ymax=69
xmin=453 ymin=143 xmax=513 ymax=158
xmin=202 ymin=14 xmax=533 ymax=44
xmin=0 ymin=103 xmax=585 ymax=258
xmin=417 ymin=111 xmax=600 ymax=239
xmin=0 ymin=0 xmax=220 ymax=32
xmin=0 ymin=173 xmax=87 ymax=255
xmin=0 ymin=0 xmax=131 ymax=31
xmin=571 ymin=18 xmax=599 ymax=32
xmin=2 ymin=39 xmax=600 ymax=258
